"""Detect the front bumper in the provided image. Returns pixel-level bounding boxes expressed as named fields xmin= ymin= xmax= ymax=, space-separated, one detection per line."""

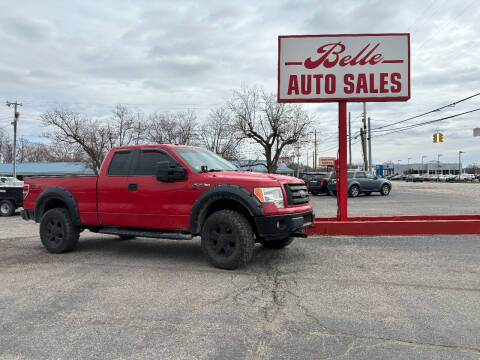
xmin=254 ymin=211 xmax=314 ymax=241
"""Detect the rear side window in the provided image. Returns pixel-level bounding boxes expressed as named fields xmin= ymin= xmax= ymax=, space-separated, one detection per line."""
xmin=107 ymin=151 xmax=132 ymax=176
xmin=133 ymin=150 xmax=172 ymax=176
xmin=356 ymin=172 xmax=366 ymax=178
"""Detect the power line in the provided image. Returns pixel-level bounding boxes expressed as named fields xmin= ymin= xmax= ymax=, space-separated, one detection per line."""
xmin=371 ymin=92 xmax=480 ymax=132
xmin=372 ymin=107 xmax=480 ymax=138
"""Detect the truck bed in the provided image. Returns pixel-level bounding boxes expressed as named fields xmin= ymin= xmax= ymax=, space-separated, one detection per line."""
xmin=24 ymin=176 xmax=99 ymax=225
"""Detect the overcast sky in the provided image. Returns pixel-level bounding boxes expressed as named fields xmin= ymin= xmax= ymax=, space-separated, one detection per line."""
xmin=0 ymin=0 xmax=479 ymax=166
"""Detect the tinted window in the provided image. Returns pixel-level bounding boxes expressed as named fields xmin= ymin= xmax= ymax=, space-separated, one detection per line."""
xmin=356 ymin=172 xmax=366 ymax=178
xmin=347 ymin=172 xmax=354 ymax=179
xmin=133 ymin=150 xmax=171 ymax=176
xmin=108 ymin=151 xmax=132 ymax=176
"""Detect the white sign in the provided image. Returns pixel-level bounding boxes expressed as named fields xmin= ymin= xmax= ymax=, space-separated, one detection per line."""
xmin=278 ymin=34 xmax=410 ymax=102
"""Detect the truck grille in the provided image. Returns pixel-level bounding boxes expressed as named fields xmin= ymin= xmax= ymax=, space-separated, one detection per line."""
xmin=284 ymin=184 xmax=309 ymax=205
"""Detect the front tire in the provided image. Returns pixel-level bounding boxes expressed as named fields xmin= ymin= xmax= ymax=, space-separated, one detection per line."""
xmin=40 ymin=208 xmax=79 ymax=253
xmin=381 ymin=184 xmax=391 ymax=196
xmin=261 ymin=237 xmax=294 ymax=249
xmin=201 ymin=210 xmax=255 ymax=270
xmin=0 ymin=200 xmax=15 ymax=216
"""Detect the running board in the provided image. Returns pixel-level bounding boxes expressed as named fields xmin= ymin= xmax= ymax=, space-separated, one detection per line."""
xmin=98 ymin=227 xmax=193 ymax=240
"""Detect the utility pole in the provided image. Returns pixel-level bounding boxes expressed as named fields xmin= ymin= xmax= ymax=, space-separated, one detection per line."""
xmin=437 ymin=153 xmax=442 ymax=181
xmin=6 ymin=100 xmax=22 ymax=178
xmin=348 ymin=112 xmax=352 ymax=168
xmin=367 ymin=116 xmax=372 ymax=173
xmin=421 ymin=155 xmax=427 ymax=176
xmin=361 ymin=102 xmax=368 ymax=170
xmin=314 ymin=129 xmax=317 ymax=171
xmin=459 ymin=151 xmax=464 ymax=180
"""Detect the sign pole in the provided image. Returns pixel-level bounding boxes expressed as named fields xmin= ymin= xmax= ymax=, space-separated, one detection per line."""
xmin=338 ymin=101 xmax=348 ymax=221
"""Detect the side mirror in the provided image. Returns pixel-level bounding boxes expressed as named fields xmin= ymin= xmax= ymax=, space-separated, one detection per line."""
xmin=172 ymin=166 xmax=187 ymax=180
xmin=156 ymin=161 xmax=188 ymax=182
xmin=156 ymin=161 xmax=170 ymax=182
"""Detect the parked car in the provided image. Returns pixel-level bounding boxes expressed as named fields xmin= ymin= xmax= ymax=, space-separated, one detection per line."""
xmin=327 ymin=170 xmax=392 ymax=197
xmin=405 ymin=174 xmax=424 ymax=182
xmin=306 ymin=172 xmax=330 ymax=195
xmin=0 ymin=177 xmax=24 ymax=216
xmin=21 ymin=144 xmax=314 ymax=269
xmin=390 ymin=174 xmax=404 ymax=180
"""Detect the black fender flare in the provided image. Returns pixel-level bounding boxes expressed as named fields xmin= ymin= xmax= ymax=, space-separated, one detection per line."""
xmin=34 ymin=187 xmax=81 ymax=226
xmin=190 ymin=184 xmax=264 ymax=235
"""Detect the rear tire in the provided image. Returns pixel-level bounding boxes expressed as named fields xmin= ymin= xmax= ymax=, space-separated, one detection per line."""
xmin=261 ymin=237 xmax=294 ymax=249
xmin=40 ymin=208 xmax=79 ymax=253
xmin=0 ymin=200 xmax=15 ymax=217
xmin=349 ymin=185 xmax=360 ymax=198
xmin=201 ymin=210 xmax=255 ymax=270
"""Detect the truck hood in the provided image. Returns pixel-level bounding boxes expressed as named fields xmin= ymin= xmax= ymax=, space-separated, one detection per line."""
xmin=202 ymin=171 xmax=303 ymax=187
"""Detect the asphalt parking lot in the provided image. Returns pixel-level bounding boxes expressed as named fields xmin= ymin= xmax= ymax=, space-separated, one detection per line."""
xmin=1 ymin=182 xmax=479 ymax=359
xmin=310 ymin=181 xmax=480 ymax=217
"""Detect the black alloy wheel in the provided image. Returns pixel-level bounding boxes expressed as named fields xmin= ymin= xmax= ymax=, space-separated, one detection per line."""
xmin=40 ymin=208 xmax=79 ymax=253
xmin=201 ymin=210 xmax=254 ymax=270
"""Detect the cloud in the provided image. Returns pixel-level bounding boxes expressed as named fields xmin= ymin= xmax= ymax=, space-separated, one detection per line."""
xmin=0 ymin=0 xmax=479 ymax=165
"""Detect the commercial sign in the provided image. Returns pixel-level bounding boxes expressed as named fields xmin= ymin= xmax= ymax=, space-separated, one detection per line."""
xmin=278 ymin=34 xmax=410 ymax=102
xmin=318 ymin=157 xmax=336 ymax=166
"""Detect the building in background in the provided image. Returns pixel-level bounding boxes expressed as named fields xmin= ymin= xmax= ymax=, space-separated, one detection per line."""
xmin=0 ymin=163 xmax=93 ymax=180
xmin=382 ymin=161 xmax=462 ymax=177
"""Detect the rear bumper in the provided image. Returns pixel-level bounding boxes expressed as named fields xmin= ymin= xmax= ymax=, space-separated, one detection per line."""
xmin=254 ymin=211 xmax=314 ymax=241
xmin=21 ymin=209 xmax=34 ymax=221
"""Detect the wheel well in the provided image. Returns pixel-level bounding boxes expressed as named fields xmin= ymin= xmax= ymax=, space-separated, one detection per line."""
xmin=42 ymin=198 xmax=68 ymax=216
xmin=197 ymin=198 xmax=256 ymax=235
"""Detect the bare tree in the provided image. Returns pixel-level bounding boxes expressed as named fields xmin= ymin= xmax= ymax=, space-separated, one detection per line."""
xmin=229 ymin=86 xmax=312 ymax=173
xmin=199 ymin=106 xmax=242 ymax=160
xmin=0 ymin=129 xmax=12 ymax=163
xmin=147 ymin=110 xmax=197 ymax=145
xmin=41 ymin=109 xmax=109 ymax=174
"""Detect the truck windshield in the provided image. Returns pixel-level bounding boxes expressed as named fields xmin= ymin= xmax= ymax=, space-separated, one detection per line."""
xmin=173 ymin=148 xmax=238 ymax=173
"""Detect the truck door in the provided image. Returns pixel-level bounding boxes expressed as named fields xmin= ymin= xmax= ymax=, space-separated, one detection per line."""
xmin=97 ymin=149 xmax=135 ymax=226
xmin=125 ymin=148 xmax=192 ymax=230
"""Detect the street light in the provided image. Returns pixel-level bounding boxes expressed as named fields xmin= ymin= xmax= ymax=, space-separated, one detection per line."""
xmin=421 ymin=155 xmax=427 ymax=176
xmin=437 ymin=154 xmax=443 ymax=181
xmin=459 ymin=151 xmax=465 ymax=180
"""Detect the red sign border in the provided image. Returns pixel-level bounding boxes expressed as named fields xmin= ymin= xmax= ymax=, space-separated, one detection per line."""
xmin=277 ymin=33 xmax=411 ymax=103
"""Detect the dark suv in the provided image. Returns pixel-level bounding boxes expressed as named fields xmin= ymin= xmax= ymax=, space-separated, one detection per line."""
xmin=327 ymin=170 xmax=392 ymax=197
xmin=302 ymin=172 xmax=330 ymax=195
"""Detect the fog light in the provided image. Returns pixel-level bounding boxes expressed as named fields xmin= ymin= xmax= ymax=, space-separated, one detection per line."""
xmin=276 ymin=220 xmax=287 ymax=231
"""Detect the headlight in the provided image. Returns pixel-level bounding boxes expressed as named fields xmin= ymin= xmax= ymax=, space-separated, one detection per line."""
xmin=254 ymin=187 xmax=285 ymax=209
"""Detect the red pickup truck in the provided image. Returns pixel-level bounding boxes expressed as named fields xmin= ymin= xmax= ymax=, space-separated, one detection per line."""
xmin=22 ymin=145 xmax=314 ymax=269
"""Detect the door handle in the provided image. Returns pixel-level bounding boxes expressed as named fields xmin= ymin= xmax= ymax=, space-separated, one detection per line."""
xmin=128 ymin=183 xmax=138 ymax=191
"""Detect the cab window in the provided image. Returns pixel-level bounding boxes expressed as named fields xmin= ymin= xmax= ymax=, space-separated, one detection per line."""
xmin=133 ymin=150 xmax=172 ymax=176
xmin=107 ymin=150 xmax=132 ymax=176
